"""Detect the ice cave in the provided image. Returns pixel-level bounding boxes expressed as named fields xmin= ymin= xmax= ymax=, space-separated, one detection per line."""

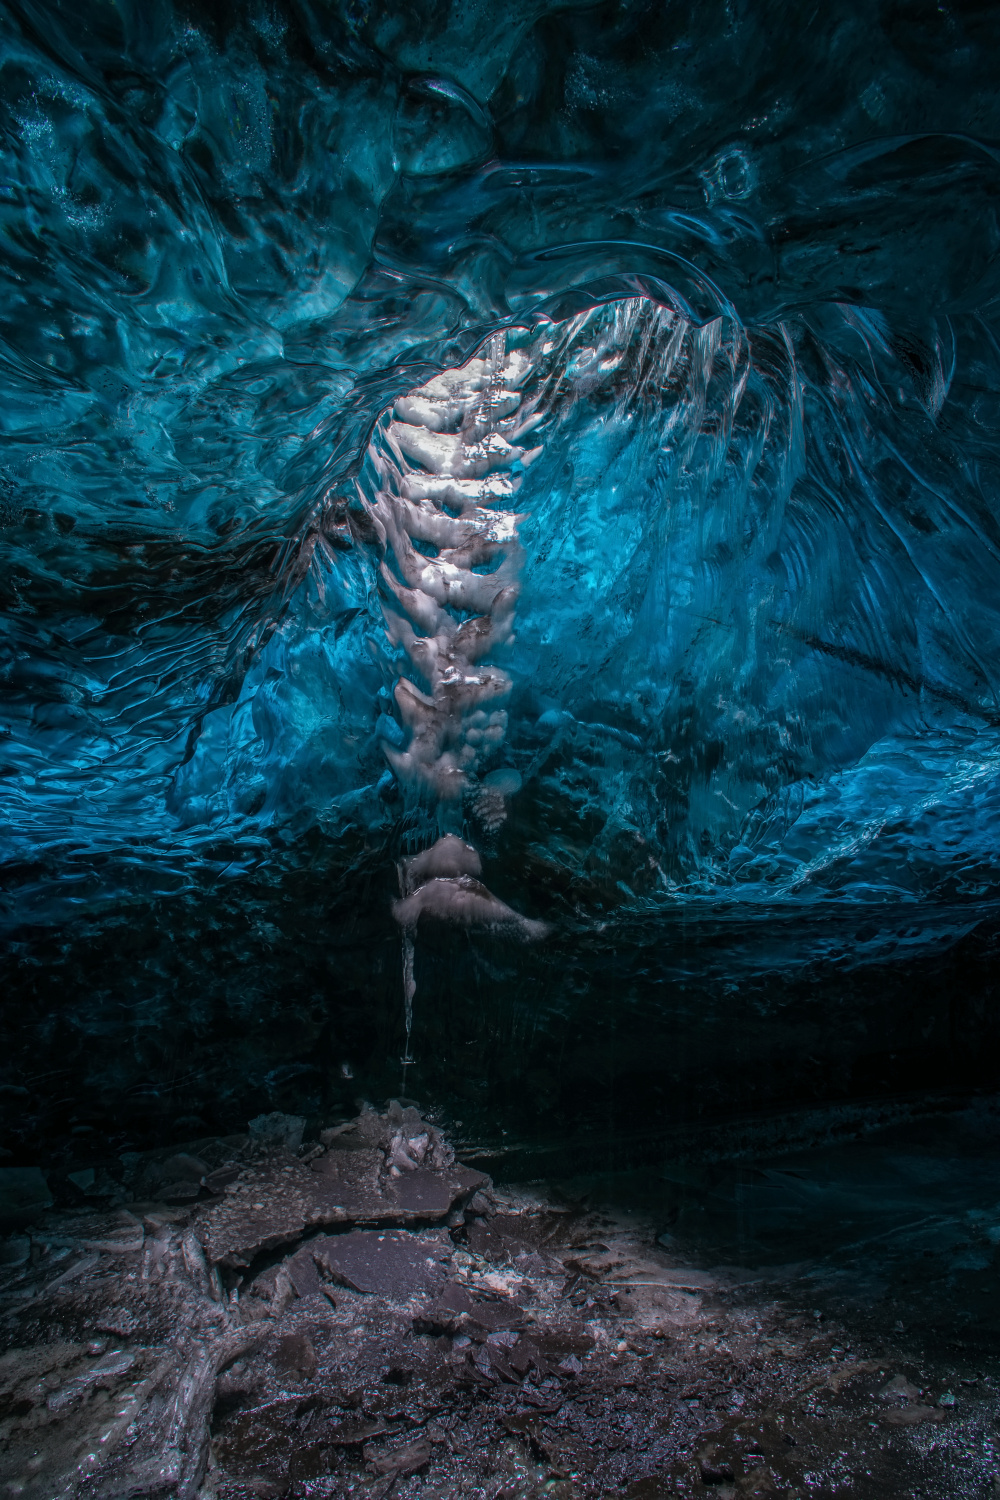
xmin=2 ymin=1 xmax=1000 ymax=1494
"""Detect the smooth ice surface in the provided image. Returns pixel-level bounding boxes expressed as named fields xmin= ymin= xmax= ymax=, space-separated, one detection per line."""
xmin=3 ymin=0 xmax=1000 ymax=966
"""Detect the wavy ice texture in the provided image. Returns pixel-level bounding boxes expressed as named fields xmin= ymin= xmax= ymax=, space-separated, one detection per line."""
xmin=2 ymin=0 xmax=1000 ymax=961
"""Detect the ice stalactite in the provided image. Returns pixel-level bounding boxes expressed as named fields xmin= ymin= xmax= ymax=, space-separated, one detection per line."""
xmin=359 ymin=333 xmax=548 ymax=1050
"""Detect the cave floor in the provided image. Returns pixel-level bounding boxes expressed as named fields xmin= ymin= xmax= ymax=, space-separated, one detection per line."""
xmin=0 ymin=1106 xmax=998 ymax=1499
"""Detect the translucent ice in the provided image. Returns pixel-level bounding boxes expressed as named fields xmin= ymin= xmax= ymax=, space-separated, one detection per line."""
xmin=2 ymin=0 xmax=1000 ymax=969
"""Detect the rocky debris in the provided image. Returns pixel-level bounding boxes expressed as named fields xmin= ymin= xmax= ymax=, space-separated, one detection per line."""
xmin=1 ymin=1105 xmax=999 ymax=1497
xmin=122 ymin=1134 xmax=248 ymax=1208
xmin=195 ymin=1154 xmax=345 ymax=1267
xmin=194 ymin=1105 xmax=485 ymax=1269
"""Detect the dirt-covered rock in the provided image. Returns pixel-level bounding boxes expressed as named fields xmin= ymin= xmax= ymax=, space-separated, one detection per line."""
xmin=1 ymin=1106 xmax=999 ymax=1498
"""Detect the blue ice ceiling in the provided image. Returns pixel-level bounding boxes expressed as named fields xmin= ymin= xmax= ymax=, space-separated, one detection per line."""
xmin=3 ymin=0 xmax=1000 ymax=943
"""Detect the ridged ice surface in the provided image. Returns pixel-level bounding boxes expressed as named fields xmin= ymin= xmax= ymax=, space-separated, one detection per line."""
xmin=3 ymin=0 xmax=1000 ymax=963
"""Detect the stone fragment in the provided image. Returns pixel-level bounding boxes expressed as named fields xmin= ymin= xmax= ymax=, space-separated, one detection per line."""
xmin=195 ymin=1158 xmax=338 ymax=1266
xmin=134 ymin=1202 xmax=195 ymax=1231
xmin=466 ymin=1298 xmax=525 ymax=1335
xmin=159 ymin=1179 xmax=202 ymax=1204
xmin=312 ymin=1230 xmax=450 ymax=1298
xmin=161 ymin=1152 xmax=209 ymax=1182
xmin=286 ymin=1244 xmax=325 ymax=1299
xmin=367 ymin=1438 xmax=431 ymax=1478
xmin=274 ymin=1332 xmax=317 ymax=1379
xmin=204 ymin=1165 xmax=241 ymax=1194
xmin=879 ymin=1373 xmax=922 ymax=1401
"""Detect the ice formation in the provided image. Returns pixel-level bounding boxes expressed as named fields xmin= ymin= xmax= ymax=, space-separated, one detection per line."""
xmin=2 ymin=0 xmax=1000 ymax=993
xmin=361 ymin=333 xmax=546 ymax=952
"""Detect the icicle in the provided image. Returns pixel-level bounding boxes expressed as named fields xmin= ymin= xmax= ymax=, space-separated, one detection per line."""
xmin=364 ymin=331 xmax=546 ymax=941
xmin=401 ymin=926 xmax=416 ymax=1065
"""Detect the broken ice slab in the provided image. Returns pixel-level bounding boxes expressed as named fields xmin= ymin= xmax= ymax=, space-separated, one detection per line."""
xmin=308 ymin=1144 xmax=484 ymax=1219
xmin=386 ymin=1164 xmax=486 ymax=1216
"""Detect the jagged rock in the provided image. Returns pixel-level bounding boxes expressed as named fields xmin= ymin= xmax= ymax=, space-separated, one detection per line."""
xmin=194 ymin=1106 xmax=487 ymax=1266
xmin=193 ymin=1156 xmax=328 ymax=1266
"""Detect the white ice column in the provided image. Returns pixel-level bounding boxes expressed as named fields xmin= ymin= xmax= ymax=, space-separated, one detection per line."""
xmin=359 ymin=332 xmax=545 ymax=937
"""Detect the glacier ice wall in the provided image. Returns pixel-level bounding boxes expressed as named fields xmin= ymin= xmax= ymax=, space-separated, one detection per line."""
xmin=3 ymin=0 xmax=1000 ymax=968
